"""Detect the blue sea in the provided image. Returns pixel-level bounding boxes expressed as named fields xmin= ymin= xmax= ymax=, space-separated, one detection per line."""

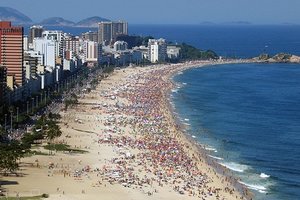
xmin=171 ymin=63 xmax=300 ymax=200
xmin=37 ymin=24 xmax=300 ymax=199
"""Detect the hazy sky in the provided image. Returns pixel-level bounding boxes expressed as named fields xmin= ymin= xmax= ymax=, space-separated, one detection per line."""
xmin=1 ymin=0 xmax=300 ymax=24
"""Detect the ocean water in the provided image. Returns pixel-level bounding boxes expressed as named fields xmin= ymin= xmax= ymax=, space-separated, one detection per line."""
xmin=171 ymin=63 xmax=300 ymax=200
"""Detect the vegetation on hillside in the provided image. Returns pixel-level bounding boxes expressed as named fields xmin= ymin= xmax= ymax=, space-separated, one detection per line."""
xmin=116 ymin=35 xmax=218 ymax=60
xmin=116 ymin=35 xmax=154 ymax=48
xmin=178 ymin=43 xmax=219 ymax=60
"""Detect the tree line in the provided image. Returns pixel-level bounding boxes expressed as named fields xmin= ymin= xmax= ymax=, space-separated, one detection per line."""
xmin=0 ymin=112 xmax=62 ymax=175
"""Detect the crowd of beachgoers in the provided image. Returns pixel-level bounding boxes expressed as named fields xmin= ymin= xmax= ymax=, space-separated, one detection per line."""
xmin=3 ymin=61 xmax=253 ymax=200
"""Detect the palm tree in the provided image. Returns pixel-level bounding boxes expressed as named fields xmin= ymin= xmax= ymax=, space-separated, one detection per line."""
xmin=46 ymin=123 xmax=62 ymax=155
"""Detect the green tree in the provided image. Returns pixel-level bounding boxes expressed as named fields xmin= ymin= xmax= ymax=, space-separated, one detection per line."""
xmin=179 ymin=43 xmax=218 ymax=60
xmin=0 ymin=140 xmax=25 ymax=175
xmin=46 ymin=124 xmax=62 ymax=143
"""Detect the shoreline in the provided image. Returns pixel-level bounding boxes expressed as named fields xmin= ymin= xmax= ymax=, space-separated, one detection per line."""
xmin=164 ymin=61 xmax=254 ymax=199
xmin=2 ymin=60 xmax=254 ymax=200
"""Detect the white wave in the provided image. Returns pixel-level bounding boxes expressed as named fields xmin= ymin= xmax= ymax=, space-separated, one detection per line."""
xmin=208 ymin=155 xmax=224 ymax=160
xmin=219 ymin=162 xmax=249 ymax=173
xmin=260 ymin=173 xmax=270 ymax=179
xmin=171 ymin=89 xmax=178 ymax=93
xmin=239 ymin=181 xmax=267 ymax=193
xmin=184 ymin=118 xmax=190 ymax=121
xmin=183 ymin=122 xmax=191 ymax=126
xmin=182 ymin=82 xmax=187 ymax=85
xmin=204 ymin=147 xmax=218 ymax=153
xmin=259 ymin=190 xmax=267 ymax=194
xmin=192 ymin=135 xmax=196 ymax=138
xmin=177 ymin=72 xmax=183 ymax=75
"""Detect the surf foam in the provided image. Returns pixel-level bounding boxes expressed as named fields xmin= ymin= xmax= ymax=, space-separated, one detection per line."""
xmin=260 ymin=173 xmax=270 ymax=178
xmin=208 ymin=155 xmax=224 ymax=160
xmin=219 ymin=162 xmax=249 ymax=173
xmin=239 ymin=181 xmax=268 ymax=193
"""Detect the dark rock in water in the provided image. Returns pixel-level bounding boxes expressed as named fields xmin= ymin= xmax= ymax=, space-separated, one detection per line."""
xmin=258 ymin=53 xmax=270 ymax=60
xmin=272 ymin=53 xmax=292 ymax=62
xmin=255 ymin=53 xmax=300 ymax=63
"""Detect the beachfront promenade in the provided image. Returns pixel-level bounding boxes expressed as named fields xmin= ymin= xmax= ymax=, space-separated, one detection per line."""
xmin=2 ymin=60 xmax=253 ymax=200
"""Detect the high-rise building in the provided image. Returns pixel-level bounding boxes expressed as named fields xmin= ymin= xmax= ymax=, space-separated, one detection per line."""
xmin=98 ymin=22 xmax=112 ymax=45
xmin=42 ymin=30 xmax=64 ymax=58
xmin=0 ymin=21 xmax=25 ymax=87
xmin=82 ymin=31 xmax=98 ymax=42
xmin=83 ymin=41 xmax=100 ymax=62
xmin=33 ymin=38 xmax=56 ymax=68
xmin=98 ymin=21 xmax=128 ymax=45
xmin=24 ymin=53 xmax=38 ymax=79
xmin=63 ymin=36 xmax=80 ymax=57
xmin=112 ymin=21 xmax=128 ymax=40
xmin=25 ymin=50 xmax=44 ymax=67
xmin=28 ymin=25 xmax=44 ymax=46
xmin=0 ymin=65 xmax=7 ymax=103
xmin=148 ymin=38 xmax=167 ymax=63
xmin=82 ymin=41 xmax=102 ymax=67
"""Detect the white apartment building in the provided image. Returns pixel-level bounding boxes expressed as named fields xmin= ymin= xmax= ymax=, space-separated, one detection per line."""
xmin=25 ymin=50 xmax=44 ymax=66
xmin=23 ymin=36 xmax=28 ymax=51
xmin=167 ymin=46 xmax=181 ymax=59
xmin=148 ymin=38 xmax=167 ymax=63
xmin=33 ymin=38 xmax=56 ymax=68
xmin=114 ymin=41 xmax=128 ymax=51
xmin=83 ymin=41 xmax=102 ymax=64
xmin=42 ymin=30 xmax=64 ymax=58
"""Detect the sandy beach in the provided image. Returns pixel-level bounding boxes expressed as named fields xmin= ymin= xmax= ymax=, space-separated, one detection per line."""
xmin=2 ymin=61 xmax=253 ymax=200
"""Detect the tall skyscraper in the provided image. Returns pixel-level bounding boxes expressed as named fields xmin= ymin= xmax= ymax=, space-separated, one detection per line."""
xmin=111 ymin=21 xmax=128 ymax=40
xmin=0 ymin=21 xmax=25 ymax=88
xmin=28 ymin=25 xmax=44 ymax=45
xmin=98 ymin=21 xmax=128 ymax=45
xmin=98 ymin=22 xmax=112 ymax=45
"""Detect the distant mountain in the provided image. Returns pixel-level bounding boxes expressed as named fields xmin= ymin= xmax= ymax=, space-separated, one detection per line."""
xmin=199 ymin=21 xmax=216 ymax=25
xmin=0 ymin=7 xmax=32 ymax=25
xmin=222 ymin=21 xmax=252 ymax=25
xmin=281 ymin=22 xmax=299 ymax=26
xmin=76 ymin=16 xmax=110 ymax=27
xmin=40 ymin=17 xmax=75 ymax=27
xmin=0 ymin=7 xmax=112 ymax=27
